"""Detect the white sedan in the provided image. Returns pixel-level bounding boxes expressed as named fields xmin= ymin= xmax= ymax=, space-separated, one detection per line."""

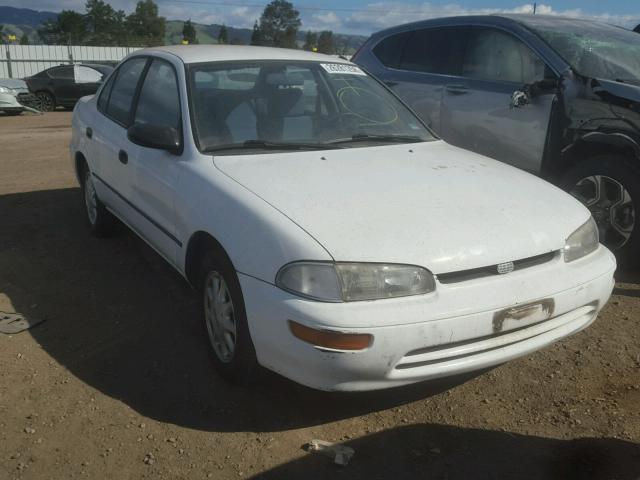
xmin=70 ymin=46 xmax=615 ymax=391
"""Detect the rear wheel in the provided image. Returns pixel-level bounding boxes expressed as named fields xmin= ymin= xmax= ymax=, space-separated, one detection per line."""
xmin=199 ymin=250 xmax=258 ymax=384
xmin=36 ymin=91 xmax=55 ymax=112
xmin=561 ymin=155 xmax=639 ymax=267
xmin=80 ymin=163 xmax=116 ymax=236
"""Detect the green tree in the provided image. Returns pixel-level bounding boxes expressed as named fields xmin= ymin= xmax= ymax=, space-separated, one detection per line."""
xmin=254 ymin=0 xmax=300 ymax=48
xmin=85 ymin=0 xmax=126 ymax=45
xmin=317 ymin=30 xmax=335 ymax=54
xmin=20 ymin=34 xmax=29 ymax=45
xmin=126 ymin=0 xmax=165 ymax=46
xmin=250 ymin=20 xmax=263 ymax=46
xmin=38 ymin=10 xmax=88 ymax=44
xmin=182 ymin=19 xmax=197 ymax=44
xmin=302 ymin=31 xmax=317 ymax=51
xmin=217 ymin=24 xmax=228 ymax=44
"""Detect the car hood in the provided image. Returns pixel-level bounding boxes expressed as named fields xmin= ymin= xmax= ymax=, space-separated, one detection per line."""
xmin=213 ymin=141 xmax=590 ymax=274
xmin=0 ymin=78 xmax=28 ymax=94
xmin=593 ymin=78 xmax=640 ymax=104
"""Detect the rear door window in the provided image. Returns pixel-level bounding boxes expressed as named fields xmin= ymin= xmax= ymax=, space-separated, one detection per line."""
xmin=399 ymin=27 xmax=468 ymax=75
xmin=105 ymin=57 xmax=148 ymax=126
xmin=48 ymin=66 xmax=74 ymax=79
xmin=462 ymin=28 xmax=545 ymax=84
xmin=373 ymin=32 xmax=410 ymax=68
xmin=97 ymin=72 xmax=116 ymax=113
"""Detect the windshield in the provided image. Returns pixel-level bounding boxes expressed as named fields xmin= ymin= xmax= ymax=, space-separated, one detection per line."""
xmin=525 ymin=17 xmax=640 ymax=81
xmin=187 ymin=60 xmax=434 ymax=153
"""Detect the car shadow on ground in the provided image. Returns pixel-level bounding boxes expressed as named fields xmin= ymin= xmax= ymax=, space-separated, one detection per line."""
xmin=250 ymin=424 xmax=640 ymax=480
xmin=1 ymin=187 xmax=486 ymax=433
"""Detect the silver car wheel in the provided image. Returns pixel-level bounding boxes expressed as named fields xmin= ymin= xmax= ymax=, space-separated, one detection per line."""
xmin=570 ymin=175 xmax=635 ymax=249
xmin=84 ymin=170 xmax=98 ymax=225
xmin=203 ymin=271 xmax=236 ymax=363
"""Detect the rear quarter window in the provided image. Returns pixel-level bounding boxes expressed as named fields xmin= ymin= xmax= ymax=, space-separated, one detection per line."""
xmin=373 ymin=32 xmax=410 ymax=68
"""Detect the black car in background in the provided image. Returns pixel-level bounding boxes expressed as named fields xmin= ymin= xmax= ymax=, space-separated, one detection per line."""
xmin=353 ymin=15 xmax=640 ymax=265
xmin=25 ymin=63 xmax=114 ymax=112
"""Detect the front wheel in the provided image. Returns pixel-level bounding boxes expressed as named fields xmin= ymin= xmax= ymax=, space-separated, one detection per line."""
xmin=199 ymin=250 xmax=258 ymax=384
xmin=561 ymin=155 xmax=639 ymax=267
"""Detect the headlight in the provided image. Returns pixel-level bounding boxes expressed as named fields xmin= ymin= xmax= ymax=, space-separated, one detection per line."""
xmin=564 ymin=217 xmax=599 ymax=262
xmin=0 ymin=86 xmax=9 ymax=94
xmin=276 ymin=262 xmax=436 ymax=302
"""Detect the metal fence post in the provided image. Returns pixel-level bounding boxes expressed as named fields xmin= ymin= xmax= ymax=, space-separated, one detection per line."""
xmin=5 ymin=44 xmax=12 ymax=78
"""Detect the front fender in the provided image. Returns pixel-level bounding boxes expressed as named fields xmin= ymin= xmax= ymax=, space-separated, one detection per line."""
xmin=175 ymin=157 xmax=333 ymax=283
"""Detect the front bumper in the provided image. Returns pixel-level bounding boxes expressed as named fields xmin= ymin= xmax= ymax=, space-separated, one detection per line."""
xmin=240 ymin=246 xmax=616 ymax=391
xmin=0 ymin=91 xmax=38 ymax=111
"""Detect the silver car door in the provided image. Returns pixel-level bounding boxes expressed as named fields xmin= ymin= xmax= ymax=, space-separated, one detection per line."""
xmin=440 ymin=27 xmax=556 ymax=173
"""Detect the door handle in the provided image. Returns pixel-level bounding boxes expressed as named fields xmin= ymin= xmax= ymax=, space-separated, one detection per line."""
xmin=85 ymin=127 xmax=92 ymax=139
xmin=445 ymin=84 xmax=469 ymax=95
xmin=118 ymin=149 xmax=128 ymax=165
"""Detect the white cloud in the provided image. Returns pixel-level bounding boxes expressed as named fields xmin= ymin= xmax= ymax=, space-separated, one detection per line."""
xmin=305 ymin=11 xmax=344 ymax=32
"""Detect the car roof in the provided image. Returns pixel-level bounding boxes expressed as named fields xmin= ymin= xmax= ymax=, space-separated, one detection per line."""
xmin=80 ymin=63 xmax=114 ymax=71
xmin=133 ymin=45 xmax=352 ymax=65
xmin=371 ymin=13 xmax=614 ymax=38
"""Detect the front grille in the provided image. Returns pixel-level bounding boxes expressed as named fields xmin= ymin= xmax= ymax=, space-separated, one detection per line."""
xmin=436 ymin=251 xmax=557 ymax=285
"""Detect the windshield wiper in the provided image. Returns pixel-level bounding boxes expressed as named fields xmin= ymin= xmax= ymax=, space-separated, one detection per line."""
xmin=204 ymin=139 xmax=344 ymax=153
xmin=327 ymin=133 xmax=426 ymax=145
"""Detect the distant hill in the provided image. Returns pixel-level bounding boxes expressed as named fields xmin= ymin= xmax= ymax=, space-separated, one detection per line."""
xmin=0 ymin=6 xmax=56 ymax=27
xmin=0 ymin=5 xmax=366 ymax=53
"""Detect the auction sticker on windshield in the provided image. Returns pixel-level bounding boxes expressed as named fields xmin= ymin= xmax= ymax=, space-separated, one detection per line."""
xmin=321 ymin=63 xmax=366 ymax=75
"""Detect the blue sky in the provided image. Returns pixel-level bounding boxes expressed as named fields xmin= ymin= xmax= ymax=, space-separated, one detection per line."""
xmin=8 ymin=0 xmax=640 ymax=35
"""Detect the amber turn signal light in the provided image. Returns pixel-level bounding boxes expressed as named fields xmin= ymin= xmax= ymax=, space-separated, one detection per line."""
xmin=288 ymin=320 xmax=373 ymax=351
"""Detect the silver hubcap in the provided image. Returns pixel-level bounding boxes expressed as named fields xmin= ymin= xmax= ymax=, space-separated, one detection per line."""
xmin=570 ymin=175 xmax=635 ymax=249
xmin=84 ymin=171 xmax=98 ymax=225
xmin=203 ymin=271 xmax=236 ymax=363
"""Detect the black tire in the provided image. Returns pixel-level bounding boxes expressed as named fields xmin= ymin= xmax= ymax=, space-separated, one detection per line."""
xmin=36 ymin=91 xmax=55 ymax=112
xmin=79 ymin=162 xmax=116 ymax=237
xmin=199 ymin=249 xmax=258 ymax=384
xmin=560 ymin=155 xmax=640 ymax=267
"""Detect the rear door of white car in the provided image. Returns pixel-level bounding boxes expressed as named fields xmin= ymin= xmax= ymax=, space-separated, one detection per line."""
xmin=93 ymin=56 xmax=148 ymax=219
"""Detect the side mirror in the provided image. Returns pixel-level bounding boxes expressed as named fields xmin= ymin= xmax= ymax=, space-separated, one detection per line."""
xmin=127 ymin=123 xmax=181 ymax=154
xmin=528 ymin=78 xmax=559 ymax=97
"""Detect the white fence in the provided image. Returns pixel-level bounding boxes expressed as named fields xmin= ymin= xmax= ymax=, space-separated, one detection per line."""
xmin=1 ymin=45 xmax=141 ymax=78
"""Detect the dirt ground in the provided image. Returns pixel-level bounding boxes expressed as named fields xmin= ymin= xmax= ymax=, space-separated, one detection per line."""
xmin=0 ymin=111 xmax=639 ymax=480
